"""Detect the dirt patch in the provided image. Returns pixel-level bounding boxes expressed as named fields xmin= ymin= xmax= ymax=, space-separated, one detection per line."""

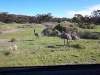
xmin=0 ymin=28 xmax=25 ymax=46
xmin=0 ymin=39 xmax=12 ymax=46
xmin=2 ymin=28 xmax=25 ymax=34
xmin=56 ymin=59 xmax=97 ymax=65
xmin=0 ymin=28 xmax=26 ymax=46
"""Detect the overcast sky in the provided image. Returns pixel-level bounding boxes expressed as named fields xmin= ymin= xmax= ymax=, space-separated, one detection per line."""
xmin=0 ymin=0 xmax=100 ymax=18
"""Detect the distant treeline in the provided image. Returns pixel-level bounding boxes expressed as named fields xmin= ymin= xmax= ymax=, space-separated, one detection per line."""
xmin=0 ymin=10 xmax=100 ymax=24
xmin=0 ymin=12 xmax=70 ymax=24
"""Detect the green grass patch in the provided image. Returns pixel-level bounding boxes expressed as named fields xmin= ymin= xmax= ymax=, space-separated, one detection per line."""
xmin=84 ymin=25 xmax=100 ymax=32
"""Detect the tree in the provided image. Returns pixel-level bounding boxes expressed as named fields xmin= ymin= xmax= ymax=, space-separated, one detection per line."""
xmin=72 ymin=14 xmax=83 ymax=23
xmin=91 ymin=10 xmax=100 ymax=24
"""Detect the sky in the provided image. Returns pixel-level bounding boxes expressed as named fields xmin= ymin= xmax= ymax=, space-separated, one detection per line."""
xmin=0 ymin=0 xmax=100 ymax=18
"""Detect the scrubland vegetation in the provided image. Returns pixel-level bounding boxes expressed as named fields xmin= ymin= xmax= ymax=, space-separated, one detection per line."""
xmin=0 ymin=22 xmax=100 ymax=67
xmin=0 ymin=10 xmax=100 ymax=67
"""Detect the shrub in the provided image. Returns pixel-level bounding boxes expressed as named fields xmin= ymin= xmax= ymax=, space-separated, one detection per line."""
xmin=43 ymin=22 xmax=79 ymax=36
xmin=17 ymin=26 xmax=23 ymax=28
xmin=51 ymin=29 xmax=60 ymax=36
xmin=11 ymin=38 xmax=17 ymax=42
xmin=68 ymin=42 xmax=73 ymax=47
xmin=72 ymin=43 xmax=86 ymax=49
xmin=77 ymin=30 xmax=100 ymax=39
xmin=87 ymin=25 xmax=96 ymax=29
xmin=90 ymin=33 xmax=100 ymax=39
xmin=77 ymin=22 xmax=85 ymax=29
xmin=4 ymin=51 xmax=10 ymax=56
xmin=54 ymin=22 xmax=78 ymax=33
xmin=42 ymin=28 xmax=60 ymax=36
xmin=77 ymin=23 xmax=96 ymax=29
xmin=42 ymin=28 xmax=53 ymax=36
xmin=54 ymin=22 xmax=68 ymax=32
xmin=50 ymin=49 xmax=55 ymax=52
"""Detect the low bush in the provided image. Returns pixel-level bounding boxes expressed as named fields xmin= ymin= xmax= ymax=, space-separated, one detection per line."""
xmin=87 ymin=24 xmax=96 ymax=29
xmin=77 ymin=23 xmax=96 ymax=29
xmin=17 ymin=26 xmax=23 ymax=28
xmin=42 ymin=28 xmax=53 ymax=36
xmin=54 ymin=22 xmax=69 ymax=32
xmin=77 ymin=30 xmax=100 ymax=39
xmin=11 ymin=38 xmax=17 ymax=42
xmin=51 ymin=29 xmax=60 ymax=36
xmin=3 ymin=51 xmax=11 ymax=56
xmin=72 ymin=43 xmax=86 ymax=49
xmin=42 ymin=28 xmax=60 ymax=36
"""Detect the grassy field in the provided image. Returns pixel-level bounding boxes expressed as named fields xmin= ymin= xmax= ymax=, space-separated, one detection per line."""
xmin=84 ymin=25 xmax=100 ymax=32
xmin=0 ymin=23 xmax=100 ymax=67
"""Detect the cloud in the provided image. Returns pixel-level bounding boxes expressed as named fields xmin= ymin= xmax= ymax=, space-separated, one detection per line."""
xmin=66 ymin=4 xmax=100 ymax=18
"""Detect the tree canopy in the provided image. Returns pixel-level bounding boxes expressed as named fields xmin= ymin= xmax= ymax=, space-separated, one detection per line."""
xmin=0 ymin=10 xmax=100 ymax=25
